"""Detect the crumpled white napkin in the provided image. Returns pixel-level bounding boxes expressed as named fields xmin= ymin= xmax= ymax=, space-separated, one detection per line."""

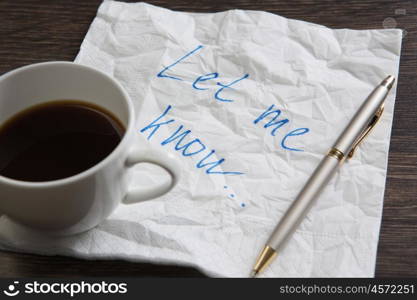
xmin=0 ymin=1 xmax=402 ymax=277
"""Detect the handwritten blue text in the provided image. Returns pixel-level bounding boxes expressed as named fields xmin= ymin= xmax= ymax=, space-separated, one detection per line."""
xmin=140 ymin=105 xmax=244 ymax=175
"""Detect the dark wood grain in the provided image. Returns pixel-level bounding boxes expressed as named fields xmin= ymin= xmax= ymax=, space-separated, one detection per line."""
xmin=0 ymin=0 xmax=416 ymax=278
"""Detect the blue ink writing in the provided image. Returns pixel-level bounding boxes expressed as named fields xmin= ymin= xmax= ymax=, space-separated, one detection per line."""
xmin=161 ymin=125 xmax=206 ymax=156
xmin=215 ymin=74 xmax=250 ymax=102
xmin=157 ymin=46 xmax=248 ymax=103
xmin=254 ymin=104 xmax=309 ymax=152
xmin=254 ymin=105 xmax=289 ymax=136
xmin=192 ymin=73 xmax=219 ymax=90
xmin=155 ymin=46 xmax=310 ymax=155
xmin=224 ymin=186 xmax=237 ymax=200
xmin=196 ymin=150 xmax=243 ymax=175
xmin=141 ymin=105 xmax=243 ymax=176
xmin=282 ymin=128 xmax=309 ymax=152
xmin=157 ymin=45 xmax=203 ymax=81
xmin=140 ymin=105 xmax=175 ymax=140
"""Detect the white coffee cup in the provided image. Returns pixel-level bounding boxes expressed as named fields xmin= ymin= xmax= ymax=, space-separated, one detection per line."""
xmin=0 ymin=62 xmax=181 ymax=235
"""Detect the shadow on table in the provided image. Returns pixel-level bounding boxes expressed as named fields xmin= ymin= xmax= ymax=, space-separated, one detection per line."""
xmin=0 ymin=249 xmax=206 ymax=277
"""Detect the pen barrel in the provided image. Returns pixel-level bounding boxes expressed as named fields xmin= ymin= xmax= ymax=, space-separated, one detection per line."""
xmin=333 ymin=85 xmax=389 ymax=155
xmin=267 ymin=155 xmax=341 ymax=250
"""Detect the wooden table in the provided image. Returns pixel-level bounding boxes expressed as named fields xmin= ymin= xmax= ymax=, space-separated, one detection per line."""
xmin=0 ymin=0 xmax=416 ymax=277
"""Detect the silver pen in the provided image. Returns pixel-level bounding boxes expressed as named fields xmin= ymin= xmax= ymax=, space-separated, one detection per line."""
xmin=251 ymin=75 xmax=396 ymax=277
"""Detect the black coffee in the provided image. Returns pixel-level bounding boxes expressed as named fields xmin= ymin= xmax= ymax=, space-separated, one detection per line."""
xmin=0 ymin=100 xmax=125 ymax=182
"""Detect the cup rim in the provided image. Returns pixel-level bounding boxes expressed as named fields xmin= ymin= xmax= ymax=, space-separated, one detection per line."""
xmin=0 ymin=61 xmax=135 ymax=188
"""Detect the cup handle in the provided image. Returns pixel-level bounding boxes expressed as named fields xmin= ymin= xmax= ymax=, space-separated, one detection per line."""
xmin=123 ymin=148 xmax=181 ymax=204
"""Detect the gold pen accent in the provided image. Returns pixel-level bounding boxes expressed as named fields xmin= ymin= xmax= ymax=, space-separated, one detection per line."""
xmin=327 ymin=103 xmax=385 ymax=161
xmin=347 ymin=104 xmax=384 ymax=159
xmin=327 ymin=148 xmax=345 ymax=161
xmin=251 ymin=245 xmax=277 ymax=277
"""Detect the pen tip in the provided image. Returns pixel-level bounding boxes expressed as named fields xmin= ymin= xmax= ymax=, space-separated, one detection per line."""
xmin=250 ymin=270 xmax=258 ymax=278
xmin=381 ymin=75 xmax=395 ymax=90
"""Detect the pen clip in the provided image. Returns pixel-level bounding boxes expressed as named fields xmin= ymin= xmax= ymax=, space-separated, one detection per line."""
xmin=347 ymin=104 xmax=385 ymax=159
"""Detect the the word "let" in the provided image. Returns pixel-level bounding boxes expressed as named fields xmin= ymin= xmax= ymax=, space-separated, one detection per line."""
xmin=157 ymin=45 xmax=249 ymax=103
